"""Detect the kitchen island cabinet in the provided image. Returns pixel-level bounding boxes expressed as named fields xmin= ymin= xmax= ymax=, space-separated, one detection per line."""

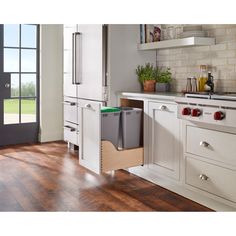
xmin=117 ymin=91 xmax=236 ymax=211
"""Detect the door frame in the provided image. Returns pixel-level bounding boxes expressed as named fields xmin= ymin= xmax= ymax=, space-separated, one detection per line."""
xmin=0 ymin=24 xmax=40 ymax=146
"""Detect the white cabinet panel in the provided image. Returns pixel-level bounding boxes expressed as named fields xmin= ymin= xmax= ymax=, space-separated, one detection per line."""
xmin=186 ymin=156 xmax=236 ymax=203
xmin=78 ymin=99 xmax=102 ymax=174
xmin=64 ymin=100 xmax=78 ymax=124
xmin=77 ymin=24 xmax=105 ymax=101
xmin=186 ymin=126 xmax=236 ymax=167
xmin=148 ymin=102 xmax=180 ymax=180
xmin=64 ymin=122 xmax=79 ymax=146
xmin=63 ymin=25 xmax=78 ymax=97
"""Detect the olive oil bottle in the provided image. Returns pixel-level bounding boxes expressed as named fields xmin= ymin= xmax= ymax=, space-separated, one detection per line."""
xmin=198 ymin=65 xmax=208 ymax=92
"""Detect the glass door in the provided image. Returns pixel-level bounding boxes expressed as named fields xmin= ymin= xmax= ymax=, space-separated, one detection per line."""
xmin=0 ymin=24 xmax=39 ymax=146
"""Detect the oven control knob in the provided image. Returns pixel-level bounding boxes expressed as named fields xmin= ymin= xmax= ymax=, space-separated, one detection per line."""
xmin=182 ymin=107 xmax=191 ymax=116
xmin=214 ymin=111 xmax=225 ymax=120
xmin=191 ymin=108 xmax=201 ymax=117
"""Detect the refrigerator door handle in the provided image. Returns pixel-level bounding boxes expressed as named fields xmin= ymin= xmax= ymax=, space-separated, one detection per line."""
xmin=72 ymin=32 xmax=82 ymax=85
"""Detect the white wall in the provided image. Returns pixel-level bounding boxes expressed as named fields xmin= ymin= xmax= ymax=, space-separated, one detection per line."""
xmin=39 ymin=24 xmax=63 ymax=142
xmin=108 ymin=25 xmax=156 ymax=105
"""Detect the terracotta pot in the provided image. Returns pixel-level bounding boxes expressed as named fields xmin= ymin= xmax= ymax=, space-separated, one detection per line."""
xmin=143 ymin=80 xmax=156 ymax=92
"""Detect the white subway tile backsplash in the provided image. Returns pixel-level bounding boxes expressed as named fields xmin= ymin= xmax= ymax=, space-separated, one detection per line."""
xmin=210 ymin=44 xmax=227 ymax=51
xmin=156 ymin=24 xmax=236 ymax=92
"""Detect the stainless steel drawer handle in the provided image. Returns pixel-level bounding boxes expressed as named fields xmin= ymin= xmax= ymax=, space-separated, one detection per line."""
xmin=199 ymin=174 xmax=209 ymax=181
xmin=160 ymin=105 xmax=167 ymax=111
xmin=63 ymin=102 xmax=77 ymax=106
xmin=200 ymin=141 xmax=209 ymax=147
xmin=64 ymin=126 xmax=76 ymax=132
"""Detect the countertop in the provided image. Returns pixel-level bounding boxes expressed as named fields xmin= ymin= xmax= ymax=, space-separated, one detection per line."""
xmin=117 ymin=91 xmax=184 ymax=101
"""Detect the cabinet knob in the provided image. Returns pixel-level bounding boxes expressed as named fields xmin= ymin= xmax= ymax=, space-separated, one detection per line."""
xmin=200 ymin=141 xmax=209 ymax=147
xmin=85 ymin=104 xmax=91 ymax=109
xmin=199 ymin=174 xmax=209 ymax=181
xmin=160 ymin=105 xmax=167 ymax=111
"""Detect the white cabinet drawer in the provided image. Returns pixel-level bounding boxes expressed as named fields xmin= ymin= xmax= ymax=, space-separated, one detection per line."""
xmin=186 ymin=156 xmax=236 ymax=203
xmin=186 ymin=126 xmax=236 ymax=166
xmin=64 ymin=122 xmax=79 ymax=146
xmin=64 ymin=100 xmax=78 ymax=124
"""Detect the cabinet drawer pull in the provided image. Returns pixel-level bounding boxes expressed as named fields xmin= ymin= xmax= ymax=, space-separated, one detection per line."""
xmin=64 ymin=126 xmax=76 ymax=132
xmin=199 ymin=174 xmax=209 ymax=181
xmin=200 ymin=141 xmax=209 ymax=147
xmin=63 ymin=102 xmax=77 ymax=106
xmin=160 ymin=105 xmax=167 ymax=111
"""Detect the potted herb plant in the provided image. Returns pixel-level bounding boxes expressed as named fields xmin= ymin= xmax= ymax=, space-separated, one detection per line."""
xmin=136 ymin=63 xmax=156 ymax=92
xmin=155 ymin=67 xmax=172 ymax=92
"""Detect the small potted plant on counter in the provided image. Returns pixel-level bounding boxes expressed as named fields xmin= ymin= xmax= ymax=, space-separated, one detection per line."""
xmin=155 ymin=67 xmax=172 ymax=92
xmin=136 ymin=63 xmax=156 ymax=92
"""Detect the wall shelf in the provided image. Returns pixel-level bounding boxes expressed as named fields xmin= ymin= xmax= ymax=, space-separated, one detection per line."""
xmin=137 ymin=37 xmax=215 ymax=51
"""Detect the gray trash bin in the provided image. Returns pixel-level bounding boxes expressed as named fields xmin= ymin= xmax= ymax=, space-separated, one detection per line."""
xmin=120 ymin=107 xmax=142 ymax=149
xmin=101 ymin=107 xmax=121 ymax=149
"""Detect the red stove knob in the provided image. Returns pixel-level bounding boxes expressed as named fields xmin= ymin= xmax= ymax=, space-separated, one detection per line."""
xmin=191 ymin=108 xmax=201 ymax=117
xmin=214 ymin=111 xmax=225 ymax=120
xmin=182 ymin=107 xmax=191 ymax=116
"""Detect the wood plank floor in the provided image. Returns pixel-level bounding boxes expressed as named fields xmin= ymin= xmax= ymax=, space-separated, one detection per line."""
xmin=0 ymin=141 xmax=212 ymax=211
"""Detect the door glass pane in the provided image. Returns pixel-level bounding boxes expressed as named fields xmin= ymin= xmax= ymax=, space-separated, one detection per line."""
xmin=11 ymin=74 xmax=19 ymax=97
xmin=4 ymin=99 xmax=19 ymax=124
xmin=21 ymin=74 xmax=36 ymax=97
xmin=4 ymin=24 xmax=20 ymax=47
xmin=21 ymin=25 xmax=37 ymax=48
xmin=4 ymin=48 xmax=19 ymax=72
xmin=21 ymin=49 xmax=36 ymax=72
xmin=21 ymin=99 xmax=36 ymax=123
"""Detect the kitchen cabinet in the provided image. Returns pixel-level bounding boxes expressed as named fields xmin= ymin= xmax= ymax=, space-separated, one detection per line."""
xmin=78 ymin=98 xmax=144 ymax=174
xmin=148 ymin=101 xmax=180 ymax=180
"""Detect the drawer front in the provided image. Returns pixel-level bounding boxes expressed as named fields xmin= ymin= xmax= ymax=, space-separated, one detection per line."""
xmin=64 ymin=122 xmax=79 ymax=146
xmin=186 ymin=156 xmax=236 ymax=203
xmin=64 ymin=101 xmax=78 ymax=124
xmin=186 ymin=126 xmax=236 ymax=166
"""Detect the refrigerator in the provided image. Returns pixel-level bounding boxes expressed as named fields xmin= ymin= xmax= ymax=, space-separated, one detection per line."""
xmin=63 ymin=24 xmax=155 ymax=173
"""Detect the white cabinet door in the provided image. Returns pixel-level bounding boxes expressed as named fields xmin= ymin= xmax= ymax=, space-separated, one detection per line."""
xmin=63 ymin=25 xmax=78 ymax=97
xmin=148 ymin=101 xmax=180 ymax=180
xmin=78 ymin=99 xmax=102 ymax=174
xmin=77 ymin=24 xmax=105 ymax=101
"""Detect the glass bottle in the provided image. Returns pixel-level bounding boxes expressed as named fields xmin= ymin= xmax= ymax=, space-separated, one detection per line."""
xmin=191 ymin=77 xmax=197 ymax=92
xmin=186 ymin=77 xmax=192 ymax=92
xmin=198 ymin=65 xmax=208 ymax=92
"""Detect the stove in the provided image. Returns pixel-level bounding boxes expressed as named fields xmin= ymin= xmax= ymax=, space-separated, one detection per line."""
xmin=175 ymin=93 xmax=236 ymax=128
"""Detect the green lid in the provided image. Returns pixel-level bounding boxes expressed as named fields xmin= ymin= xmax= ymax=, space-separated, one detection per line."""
xmin=101 ymin=107 xmax=121 ymax=113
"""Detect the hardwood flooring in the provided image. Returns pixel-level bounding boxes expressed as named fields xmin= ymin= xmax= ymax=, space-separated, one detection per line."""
xmin=0 ymin=141 xmax=212 ymax=211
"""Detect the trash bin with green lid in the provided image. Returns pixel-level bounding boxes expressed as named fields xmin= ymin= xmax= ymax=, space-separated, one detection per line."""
xmin=101 ymin=107 xmax=121 ymax=149
xmin=120 ymin=107 xmax=142 ymax=149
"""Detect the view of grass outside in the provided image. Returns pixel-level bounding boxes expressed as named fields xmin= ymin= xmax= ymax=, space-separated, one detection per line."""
xmin=4 ymin=99 xmax=36 ymax=114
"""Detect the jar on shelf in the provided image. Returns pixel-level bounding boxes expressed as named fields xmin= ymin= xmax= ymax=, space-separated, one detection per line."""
xmin=167 ymin=26 xmax=176 ymax=40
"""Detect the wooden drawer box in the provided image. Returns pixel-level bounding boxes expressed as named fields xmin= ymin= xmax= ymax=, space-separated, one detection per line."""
xmin=185 ymin=156 xmax=236 ymax=203
xmin=186 ymin=126 xmax=236 ymax=166
xmin=101 ymin=141 xmax=143 ymax=172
